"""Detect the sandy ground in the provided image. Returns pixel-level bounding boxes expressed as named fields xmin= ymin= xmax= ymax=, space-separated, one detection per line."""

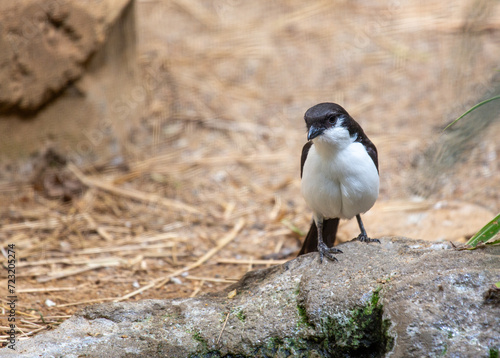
xmin=1 ymin=0 xmax=499 ymax=344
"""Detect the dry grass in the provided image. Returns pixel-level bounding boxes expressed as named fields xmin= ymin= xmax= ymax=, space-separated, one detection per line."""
xmin=0 ymin=139 xmax=308 ymax=343
xmin=1 ymin=0 xmax=500 ymax=345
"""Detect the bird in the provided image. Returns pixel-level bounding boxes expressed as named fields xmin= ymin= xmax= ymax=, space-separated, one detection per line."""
xmin=298 ymin=102 xmax=380 ymax=263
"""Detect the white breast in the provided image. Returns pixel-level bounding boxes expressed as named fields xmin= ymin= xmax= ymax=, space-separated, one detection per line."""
xmin=301 ymin=130 xmax=379 ymax=220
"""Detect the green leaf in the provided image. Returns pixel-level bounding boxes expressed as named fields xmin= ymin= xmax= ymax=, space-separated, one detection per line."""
xmin=281 ymin=219 xmax=306 ymax=236
xmin=443 ymin=95 xmax=500 ymax=131
xmin=495 ymin=282 xmax=500 ymax=289
xmin=466 ymin=213 xmax=500 ymax=247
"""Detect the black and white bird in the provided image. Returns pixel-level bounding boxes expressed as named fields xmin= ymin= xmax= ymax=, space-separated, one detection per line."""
xmin=298 ymin=103 xmax=380 ymax=263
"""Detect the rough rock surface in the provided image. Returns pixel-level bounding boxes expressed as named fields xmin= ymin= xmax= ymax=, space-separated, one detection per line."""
xmin=0 ymin=0 xmax=133 ymax=113
xmin=5 ymin=238 xmax=499 ymax=357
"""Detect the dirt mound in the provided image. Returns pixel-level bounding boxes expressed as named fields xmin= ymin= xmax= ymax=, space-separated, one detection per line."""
xmin=0 ymin=0 xmax=131 ymax=113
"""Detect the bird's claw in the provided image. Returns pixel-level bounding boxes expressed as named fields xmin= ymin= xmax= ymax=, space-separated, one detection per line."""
xmin=352 ymin=233 xmax=380 ymax=244
xmin=318 ymin=242 xmax=342 ymax=263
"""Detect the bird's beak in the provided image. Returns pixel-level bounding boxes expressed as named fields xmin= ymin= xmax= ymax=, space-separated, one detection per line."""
xmin=307 ymin=126 xmax=325 ymax=141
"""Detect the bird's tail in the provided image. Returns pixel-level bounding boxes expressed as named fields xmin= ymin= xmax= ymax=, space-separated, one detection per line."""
xmin=297 ymin=218 xmax=339 ymax=256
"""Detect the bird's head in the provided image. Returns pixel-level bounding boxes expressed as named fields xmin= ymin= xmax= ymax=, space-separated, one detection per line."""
xmin=304 ymin=103 xmax=358 ymax=147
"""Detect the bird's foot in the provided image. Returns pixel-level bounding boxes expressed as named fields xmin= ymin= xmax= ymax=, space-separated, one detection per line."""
xmin=318 ymin=241 xmax=343 ymax=263
xmin=352 ymin=233 xmax=380 ymax=244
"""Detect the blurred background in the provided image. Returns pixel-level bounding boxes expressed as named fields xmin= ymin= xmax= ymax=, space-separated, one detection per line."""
xmin=0 ymin=0 xmax=499 ymax=342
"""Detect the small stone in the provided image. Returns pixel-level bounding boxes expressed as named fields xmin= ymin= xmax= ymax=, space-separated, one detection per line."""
xmin=170 ymin=277 xmax=182 ymax=285
xmin=45 ymin=299 xmax=56 ymax=307
xmin=227 ymin=289 xmax=237 ymax=299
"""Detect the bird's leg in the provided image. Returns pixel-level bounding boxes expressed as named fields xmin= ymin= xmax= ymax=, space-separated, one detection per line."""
xmin=315 ymin=215 xmax=342 ymax=263
xmin=353 ymin=214 xmax=380 ymax=243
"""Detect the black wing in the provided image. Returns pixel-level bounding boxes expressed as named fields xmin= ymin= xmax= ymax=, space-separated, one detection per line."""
xmin=346 ymin=115 xmax=379 ymax=173
xmin=363 ymin=139 xmax=378 ymax=173
xmin=351 ymin=121 xmax=378 ymax=173
xmin=300 ymin=141 xmax=313 ymax=178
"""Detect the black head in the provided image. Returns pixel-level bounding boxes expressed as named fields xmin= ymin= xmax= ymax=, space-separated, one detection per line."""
xmin=304 ymin=103 xmax=353 ymax=141
xmin=302 ymin=102 xmax=379 ymax=172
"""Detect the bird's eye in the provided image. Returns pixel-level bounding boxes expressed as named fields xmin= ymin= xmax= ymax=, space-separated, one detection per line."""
xmin=328 ymin=115 xmax=336 ymax=123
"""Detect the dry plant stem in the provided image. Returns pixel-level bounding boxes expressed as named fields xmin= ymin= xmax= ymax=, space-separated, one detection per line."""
xmin=216 ymin=258 xmax=287 ymax=265
xmin=17 ymin=257 xmax=123 ymax=268
xmin=57 ymin=298 xmax=117 ymax=308
xmin=1 ymin=214 xmax=88 ymax=231
xmin=17 ymin=287 xmax=77 ymax=293
xmin=189 ymin=279 xmax=205 ymax=298
xmin=68 ymin=163 xmax=202 ymax=214
xmin=185 ymin=275 xmax=238 ymax=283
xmin=217 ymin=311 xmax=231 ymax=345
xmin=0 ymin=305 xmax=38 ymax=319
xmin=113 ymin=219 xmax=245 ymax=302
xmin=131 ymin=151 xmax=289 ymax=173
xmin=37 ymin=265 xmax=115 ymax=283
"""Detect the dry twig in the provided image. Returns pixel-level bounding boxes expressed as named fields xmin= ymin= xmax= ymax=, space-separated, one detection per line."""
xmin=68 ymin=164 xmax=202 ymax=215
xmin=113 ymin=219 xmax=245 ymax=302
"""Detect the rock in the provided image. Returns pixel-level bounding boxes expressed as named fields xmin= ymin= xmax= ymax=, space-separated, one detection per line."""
xmin=0 ymin=0 xmax=138 ymax=161
xmin=5 ymin=238 xmax=499 ymax=357
xmin=30 ymin=147 xmax=86 ymax=201
xmin=0 ymin=0 xmax=133 ymax=114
